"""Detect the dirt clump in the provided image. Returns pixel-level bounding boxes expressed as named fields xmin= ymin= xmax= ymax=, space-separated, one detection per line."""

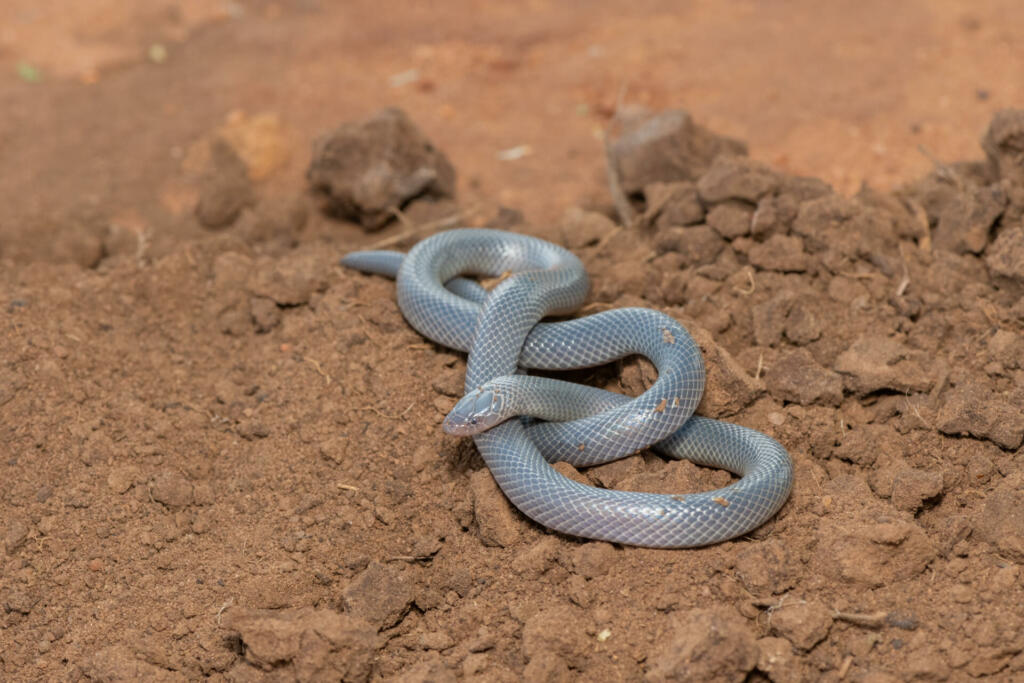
xmin=307 ymin=107 xmax=456 ymax=230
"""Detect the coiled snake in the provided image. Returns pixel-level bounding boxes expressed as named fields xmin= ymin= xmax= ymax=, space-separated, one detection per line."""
xmin=342 ymin=228 xmax=792 ymax=547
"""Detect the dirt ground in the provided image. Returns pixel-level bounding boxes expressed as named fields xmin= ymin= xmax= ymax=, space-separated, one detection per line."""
xmin=2 ymin=1 xmax=1024 ymax=681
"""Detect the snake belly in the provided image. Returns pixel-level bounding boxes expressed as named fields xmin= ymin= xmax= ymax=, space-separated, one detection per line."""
xmin=341 ymin=228 xmax=793 ymax=547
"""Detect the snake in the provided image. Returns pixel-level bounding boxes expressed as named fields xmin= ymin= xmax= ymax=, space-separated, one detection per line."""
xmin=341 ymin=228 xmax=793 ymax=547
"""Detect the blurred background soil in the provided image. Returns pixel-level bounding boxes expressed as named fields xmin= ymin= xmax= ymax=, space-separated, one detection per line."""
xmin=1 ymin=1 xmax=1023 ymax=681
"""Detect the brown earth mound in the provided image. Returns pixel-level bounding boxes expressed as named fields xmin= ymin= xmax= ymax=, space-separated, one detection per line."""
xmin=3 ymin=98 xmax=1023 ymax=682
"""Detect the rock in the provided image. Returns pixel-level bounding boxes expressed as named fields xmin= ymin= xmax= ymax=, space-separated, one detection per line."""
xmin=195 ymin=139 xmax=254 ymax=229
xmin=645 ymin=608 xmax=759 ymax=682
xmin=307 ymin=108 xmax=455 ymax=230
xmin=981 ymin=109 xmax=1024 ymax=186
xmin=653 ymin=225 xmax=726 ymax=266
xmin=833 ymin=336 xmax=932 ymax=396
xmin=747 ymin=234 xmax=809 ymax=272
xmin=341 ymin=561 xmax=414 ymax=630
xmin=735 ymin=540 xmax=797 ymax=595
xmin=83 ymin=644 xmax=187 ymax=682
xmin=642 ymin=181 xmax=705 ymax=228
xmin=559 ymin=207 xmax=616 ymax=249
xmin=611 ymin=110 xmax=747 ymax=194
xmin=936 ymin=383 xmax=1024 ymax=450
xmin=470 ymin=469 xmax=523 ymax=547
xmin=933 ymin=183 xmax=1005 ymax=254
xmin=764 ymin=348 xmax=843 ymax=407
xmin=890 ymin=468 xmax=944 ymax=512
xmin=149 ymin=470 xmax=193 ymax=509
xmin=687 ymin=324 xmax=765 ymax=417
xmin=976 ymin=479 xmax=1024 ymax=561
xmin=697 ymin=155 xmax=780 ymax=204
xmin=522 ymin=604 xmax=589 ymax=671
xmin=986 ymin=226 xmax=1024 ymax=289
xmin=706 ymin=201 xmax=753 ymax=239
xmin=222 ymin=606 xmax=376 ymax=682
xmin=769 ymin=600 xmax=833 ymax=651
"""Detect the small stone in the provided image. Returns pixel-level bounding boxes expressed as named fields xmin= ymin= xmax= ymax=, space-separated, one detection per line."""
xmin=706 ymin=201 xmax=753 ymax=239
xmin=341 ymin=561 xmax=414 ymax=630
xmin=610 ymin=110 xmax=747 ymax=193
xmin=764 ymin=348 xmax=843 ymax=407
xmin=645 ymin=608 xmax=759 ymax=682
xmin=747 ymin=234 xmax=808 ymax=272
xmin=891 ymin=468 xmax=944 ymax=512
xmin=470 ymin=469 xmax=523 ymax=547
xmin=642 ymin=181 xmax=705 ymax=228
xmin=150 ymin=470 xmax=193 ymax=509
xmin=697 ymin=155 xmax=780 ymax=203
xmin=307 ymin=107 xmax=455 ymax=230
xmin=769 ymin=601 xmax=833 ymax=651
xmin=195 ymin=139 xmax=254 ymax=229
xmin=936 ymin=383 xmax=1024 ymax=450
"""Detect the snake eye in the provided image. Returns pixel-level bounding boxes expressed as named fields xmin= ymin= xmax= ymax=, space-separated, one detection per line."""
xmin=470 ymin=418 xmax=478 ymax=425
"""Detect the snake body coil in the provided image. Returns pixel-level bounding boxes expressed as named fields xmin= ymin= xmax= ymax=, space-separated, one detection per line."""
xmin=342 ymin=228 xmax=793 ymax=547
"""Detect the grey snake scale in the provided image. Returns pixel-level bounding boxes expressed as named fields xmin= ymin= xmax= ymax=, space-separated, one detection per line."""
xmin=341 ymin=228 xmax=793 ymax=547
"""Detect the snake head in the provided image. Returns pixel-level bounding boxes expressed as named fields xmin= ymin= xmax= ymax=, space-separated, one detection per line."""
xmin=443 ymin=386 xmax=506 ymax=436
